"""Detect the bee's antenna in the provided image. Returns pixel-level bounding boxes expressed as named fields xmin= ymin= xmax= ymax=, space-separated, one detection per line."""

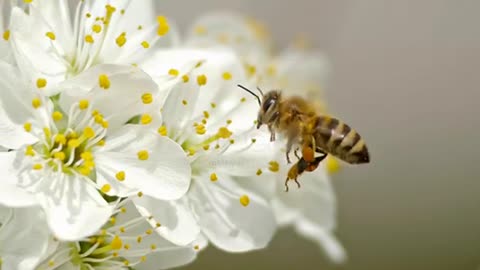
xmin=237 ymin=84 xmax=261 ymax=106
xmin=256 ymin=86 xmax=264 ymax=96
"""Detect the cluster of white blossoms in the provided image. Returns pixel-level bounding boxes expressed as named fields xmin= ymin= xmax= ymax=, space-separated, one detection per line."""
xmin=0 ymin=1 xmax=344 ymax=269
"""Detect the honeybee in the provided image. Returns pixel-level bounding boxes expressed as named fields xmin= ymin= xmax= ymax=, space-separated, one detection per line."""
xmin=238 ymin=84 xmax=370 ymax=191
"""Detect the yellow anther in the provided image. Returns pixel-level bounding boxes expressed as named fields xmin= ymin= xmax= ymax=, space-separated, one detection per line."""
xmin=141 ymin=41 xmax=150 ymax=48
xmin=24 ymin=0 xmax=32 ymax=3
xmin=36 ymin=78 xmax=47 ymax=88
xmin=92 ymin=24 xmax=102 ymax=33
xmin=157 ymin=16 xmax=169 ymax=36
xmin=52 ymin=111 xmax=63 ymax=121
xmin=326 ymin=156 xmax=341 ymax=174
xmin=86 ymin=13 xmax=91 ymax=18
xmin=137 ymin=150 xmax=149 ymax=160
xmin=25 ymin=145 xmax=35 ymax=156
xmin=256 ymin=169 xmax=262 ymax=176
xmin=140 ymin=114 xmax=153 ymax=125
xmin=203 ymin=144 xmax=210 ymax=151
xmin=137 ymin=236 xmax=142 ymax=243
xmin=110 ymin=217 xmax=116 ymax=224
xmin=182 ymin=99 xmax=188 ymax=106
xmin=268 ymin=161 xmax=280 ymax=172
xmin=196 ymin=124 xmax=206 ymax=135
xmin=105 ymin=4 xmax=116 ymax=14
xmin=197 ymin=74 xmax=207 ymax=86
xmin=80 ymin=152 xmax=94 ymax=161
xmin=111 ymin=235 xmax=122 ymax=250
xmin=68 ymin=139 xmax=80 ymax=148
xmin=157 ymin=125 xmax=168 ymax=136
xmin=217 ymin=127 xmax=232 ymax=139
xmin=83 ymin=126 xmax=95 ymax=139
xmin=222 ymin=72 xmax=232 ymax=80
xmin=101 ymin=184 xmax=111 ymax=193
xmin=141 ymin=256 xmax=147 ymax=262
xmin=98 ymin=74 xmax=110 ymax=89
xmin=116 ymin=171 xmax=125 ymax=181
xmin=53 ymin=152 xmax=66 ymax=161
xmin=156 ymin=222 xmax=161 ymax=227
xmin=241 ymin=97 xmax=246 ymax=102
xmin=33 ymin=163 xmax=43 ymax=170
xmin=120 ymin=9 xmax=125 ymax=15
xmin=137 ymin=25 xmax=143 ymax=30
xmin=85 ymin=35 xmax=94 ymax=43
xmin=210 ymin=102 xmax=217 ymax=108
xmin=150 ymin=244 xmax=157 ymax=250
xmin=246 ymin=64 xmax=256 ymax=76
xmin=55 ymin=134 xmax=67 ymax=145
xmin=137 ymin=191 xmax=143 ymax=197
xmin=24 ymin=122 xmax=32 ymax=132
xmin=210 ymin=173 xmax=218 ymax=182
xmin=97 ymin=139 xmax=105 ymax=146
xmin=78 ymin=166 xmax=92 ymax=176
xmin=226 ymin=119 xmax=232 ymax=125
xmin=119 ymin=227 xmax=126 ymax=233
xmin=120 ymin=207 xmax=127 ymax=213
xmin=79 ymin=100 xmax=89 ymax=110
xmin=188 ymin=149 xmax=196 ymax=156
xmin=202 ymin=119 xmax=207 ymax=125
xmin=45 ymin=32 xmax=56 ymax=40
xmin=168 ymin=68 xmax=179 ymax=77
xmin=32 ymin=98 xmax=41 ymax=109
xmin=48 ymin=260 xmax=54 ymax=267
xmin=141 ymin=93 xmax=153 ymax=104
xmin=116 ymin=32 xmax=127 ymax=47
xmin=3 ymin=30 xmax=10 ymax=41
xmin=251 ymin=138 xmax=257 ymax=143
xmin=123 ymin=260 xmax=130 ymax=266
xmin=182 ymin=74 xmax=189 ymax=83
xmin=267 ymin=65 xmax=277 ymax=76
xmin=145 ymin=229 xmax=152 ymax=235
xmin=229 ymin=139 xmax=235 ymax=144
xmin=240 ymin=195 xmax=250 ymax=206
xmin=112 ymin=252 xmax=118 ymax=257
xmin=194 ymin=25 xmax=207 ymax=35
xmin=203 ymin=111 xmax=210 ymax=119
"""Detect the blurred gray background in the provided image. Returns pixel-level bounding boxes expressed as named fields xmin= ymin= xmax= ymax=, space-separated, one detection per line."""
xmin=156 ymin=1 xmax=480 ymax=269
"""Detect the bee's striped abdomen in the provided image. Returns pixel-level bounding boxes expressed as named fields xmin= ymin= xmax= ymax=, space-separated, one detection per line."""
xmin=312 ymin=115 xmax=370 ymax=164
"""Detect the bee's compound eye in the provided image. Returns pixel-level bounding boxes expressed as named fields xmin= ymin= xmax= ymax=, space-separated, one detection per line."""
xmin=263 ymin=98 xmax=276 ymax=112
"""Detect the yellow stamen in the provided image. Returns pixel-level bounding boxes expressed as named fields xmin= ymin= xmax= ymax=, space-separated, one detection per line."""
xmin=98 ymin=74 xmax=110 ymax=89
xmin=45 ymin=32 xmax=56 ymax=40
xmin=116 ymin=32 xmax=127 ymax=47
xmin=36 ymin=78 xmax=47 ymax=88
xmin=157 ymin=125 xmax=167 ymax=136
xmin=222 ymin=72 xmax=232 ymax=80
xmin=85 ymin=35 xmax=94 ymax=43
xmin=111 ymin=235 xmax=122 ymax=250
xmin=25 ymin=145 xmax=35 ymax=156
xmin=3 ymin=30 xmax=10 ymax=41
xmin=140 ymin=114 xmax=153 ymax=125
xmin=79 ymin=100 xmax=89 ymax=110
xmin=32 ymin=98 xmax=41 ymax=109
xmin=217 ymin=127 xmax=232 ymax=139
xmin=268 ymin=161 xmax=279 ymax=172
xmin=53 ymin=152 xmax=66 ymax=161
xmin=239 ymin=195 xmax=250 ymax=207
xmin=210 ymin=173 xmax=218 ymax=182
xmin=182 ymin=100 xmax=188 ymax=106
xmin=24 ymin=122 xmax=32 ymax=132
xmin=197 ymin=74 xmax=207 ymax=86
xmin=101 ymin=184 xmax=111 ymax=193
xmin=182 ymin=74 xmax=189 ymax=83
xmin=141 ymin=41 xmax=150 ymax=48
xmin=256 ymin=169 xmax=262 ymax=176
xmin=141 ymin=93 xmax=153 ymax=104
xmin=52 ymin=111 xmax=63 ymax=121
xmin=83 ymin=126 xmax=95 ymax=139
xmin=157 ymin=16 xmax=169 ymax=36
xmin=168 ymin=68 xmax=179 ymax=77
xmin=33 ymin=163 xmax=43 ymax=170
xmin=116 ymin=171 xmax=125 ymax=181
xmin=137 ymin=150 xmax=149 ymax=160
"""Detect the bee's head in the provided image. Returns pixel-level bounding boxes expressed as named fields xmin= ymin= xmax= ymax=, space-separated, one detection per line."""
xmin=256 ymin=90 xmax=280 ymax=128
xmin=237 ymin=85 xmax=280 ymax=129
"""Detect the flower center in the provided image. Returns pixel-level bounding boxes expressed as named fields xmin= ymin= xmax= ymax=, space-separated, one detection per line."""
xmin=24 ymin=98 xmax=107 ymax=177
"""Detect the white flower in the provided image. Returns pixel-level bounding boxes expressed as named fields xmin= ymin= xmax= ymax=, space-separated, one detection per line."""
xmin=132 ymin=48 xmax=278 ymax=252
xmin=0 ymin=61 xmax=191 ymax=240
xmin=36 ymin=201 xmax=203 ymax=270
xmin=0 ymin=205 xmax=50 ymax=270
xmin=186 ymin=12 xmax=345 ymax=261
xmin=8 ymin=0 xmax=178 ymax=95
xmin=0 ymin=0 xmax=27 ymax=63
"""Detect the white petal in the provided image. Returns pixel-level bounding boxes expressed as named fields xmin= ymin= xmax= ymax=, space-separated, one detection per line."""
xmin=275 ymin=166 xmax=337 ymax=230
xmin=134 ymin=196 xmax=200 ymax=246
xmin=59 ymin=64 xmax=159 ymax=131
xmin=190 ymin=174 xmax=276 ymax=252
xmin=0 ymin=206 xmax=50 ymax=270
xmin=0 ymin=152 xmax=38 ymax=207
xmin=134 ymin=246 xmax=197 ymax=270
xmin=39 ymin=174 xmax=113 ymax=241
xmin=9 ymin=7 xmax=68 ymax=95
xmin=295 ymin=219 xmax=347 ymax=264
xmin=95 ymin=125 xmax=191 ymax=200
xmin=185 ymin=12 xmax=271 ymax=68
xmin=0 ymin=61 xmax=38 ymax=149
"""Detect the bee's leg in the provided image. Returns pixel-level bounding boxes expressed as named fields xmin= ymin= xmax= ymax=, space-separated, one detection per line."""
xmin=285 ymin=137 xmax=295 ymax=163
xmin=268 ymin=125 xmax=276 ymax=142
xmin=286 ymin=158 xmax=309 ymax=191
xmin=302 ymin=145 xmax=315 ymax=163
xmin=294 ymin=147 xmax=300 ymax=159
